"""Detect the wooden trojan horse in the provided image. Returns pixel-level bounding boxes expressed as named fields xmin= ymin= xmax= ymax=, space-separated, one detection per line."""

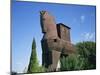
xmin=40 ymin=11 xmax=75 ymax=71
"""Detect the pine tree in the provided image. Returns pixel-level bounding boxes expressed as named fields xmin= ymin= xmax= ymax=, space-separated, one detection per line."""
xmin=27 ymin=38 xmax=39 ymax=73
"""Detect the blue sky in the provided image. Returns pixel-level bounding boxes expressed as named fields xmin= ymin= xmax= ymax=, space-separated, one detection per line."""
xmin=12 ymin=1 xmax=96 ymax=73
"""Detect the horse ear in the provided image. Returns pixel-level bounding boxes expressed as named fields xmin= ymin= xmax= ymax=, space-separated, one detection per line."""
xmin=40 ymin=11 xmax=46 ymax=15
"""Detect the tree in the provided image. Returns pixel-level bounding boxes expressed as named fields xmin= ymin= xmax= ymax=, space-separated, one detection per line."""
xmin=27 ymin=38 xmax=39 ymax=73
xmin=76 ymin=41 xmax=96 ymax=69
xmin=60 ymin=54 xmax=85 ymax=71
xmin=60 ymin=41 xmax=96 ymax=71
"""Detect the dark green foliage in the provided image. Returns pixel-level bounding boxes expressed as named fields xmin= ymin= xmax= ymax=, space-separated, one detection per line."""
xmin=76 ymin=41 xmax=96 ymax=69
xmin=37 ymin=66 xmax=46 ymax=72
xmin=27 ymin=38 xmax=46 ymax=73
xmin=60 ymin=41 xmax=96 ymax=71
xmin=60 ymin=54 xmax=85 ymax=71
xmin=27 ymin=38 xmax=39 ymax=73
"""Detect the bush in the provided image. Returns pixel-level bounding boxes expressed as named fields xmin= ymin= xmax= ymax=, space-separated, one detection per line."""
xmin=76 ymin=41 xmax=96 ymax=69
xmin=60 ymin=54 xmax=85 ymax=71
xmin=60 ymin=41 xmax=96 ymax=71
xmin=37 ymin=66 xmax=46 ymax=72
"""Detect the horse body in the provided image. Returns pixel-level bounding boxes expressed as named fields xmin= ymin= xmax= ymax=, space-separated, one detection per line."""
xmin=40 ymin=11 xmax=75 ymax=71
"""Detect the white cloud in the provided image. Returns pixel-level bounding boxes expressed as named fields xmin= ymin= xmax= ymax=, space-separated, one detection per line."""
xmin=80 ymin=15 xmax=85 ymax=23
xmin=81 ymin=32 xmax=95 ymax=41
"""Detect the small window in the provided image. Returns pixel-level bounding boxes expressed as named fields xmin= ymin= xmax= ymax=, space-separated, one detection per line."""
xmin=54 ymin=39 xmax=57 ymax=42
